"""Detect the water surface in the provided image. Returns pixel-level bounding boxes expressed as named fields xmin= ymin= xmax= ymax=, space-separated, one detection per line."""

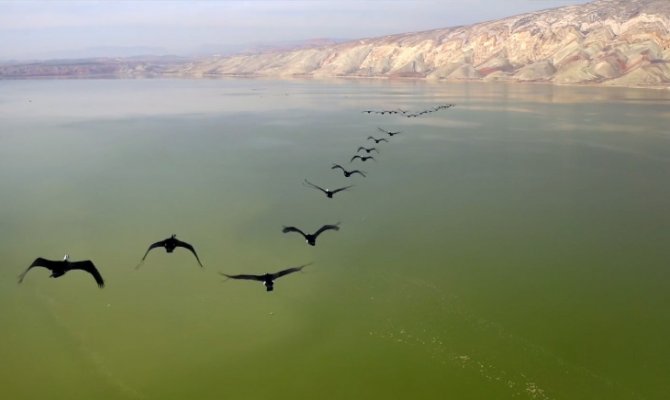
xmin=1 ymin=79 xmax=669 ymax=400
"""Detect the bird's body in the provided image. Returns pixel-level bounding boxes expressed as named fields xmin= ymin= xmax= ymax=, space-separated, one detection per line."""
xmin=378 ymin=127 xmax=401 ymax=136
xmin=220 ymin=263 xmax=310 ymax=292
xmin=18 ymin=255 xmax=104 ymax=288
xmin=332 ymin=164 xmax=366 ymax=177
xmin=140 ymin=234 xmax=203 ymax=267
xmin=350 ymin=155 xmax=375 ymax=163
xmin=367 ymin=136 xmax=389 ymax=144
xmin=357 ymin=146 xmax=379 ymax=154
xmin=304 ymin=179 xmax=353 ymax=198
xmin=282 ymin=224 xmax=340 ymax=246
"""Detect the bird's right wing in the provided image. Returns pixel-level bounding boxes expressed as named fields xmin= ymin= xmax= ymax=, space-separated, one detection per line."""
xmin=173 ymin=239 xmax=204 ymax=267
xmin=331 ymin=164 xmax=344 ymax=171
xmin=351 ymin=170 xmax=366 ymax=177
xmin=271 ymin=263 xmax=312 ymax=279
xmin=331 ymin=185 xmax=354 ymax=194
xmin=18 ymin=257 xmax=51 ymax=283
xmin=350 ymin=155 xmax=360 ymax=162
xmin=314 ymin=223 xmax=340 ymax=238
xmin=219 ymin=272 xmax=264 ymax=281
xmin=70 ymin=260 xmax=105 ymax=288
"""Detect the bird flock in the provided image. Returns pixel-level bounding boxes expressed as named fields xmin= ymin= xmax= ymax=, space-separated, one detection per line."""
xmin=18 ymin=103 xmax=455 ymax=292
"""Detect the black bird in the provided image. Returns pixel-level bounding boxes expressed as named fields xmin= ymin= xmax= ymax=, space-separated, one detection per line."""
xmin=350 ymin=155 xmax=375 ymax=163
xmin=140 ymin=234 xmax=203 ymax=267
xmin=332 ymin=164 xmax=366 ymax=177
xmin=220 ymin=263 xmax=311 ymax=292
xmin=362 ymin=110 xmax=374 ymax=114
xmin=357 ymin=146 xmax=379 ymax=154
xmin=378 ymin=127 xmax=401 ymax=136
xmin=282 ymin=223 xmax=340 ymax=246
xmin=18 ymin=254 xmax=104 ymax=288
xmin=367 ymin=136 xmax=389 ymax=144
xmin=303 ymin=179 xmax=353 ymax=198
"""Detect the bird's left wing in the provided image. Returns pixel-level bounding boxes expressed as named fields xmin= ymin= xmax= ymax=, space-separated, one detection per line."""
xmin=219 ymin=272 xmax=264 ymax=281
xmin=18 ymin=257 xmax=51 ymax=284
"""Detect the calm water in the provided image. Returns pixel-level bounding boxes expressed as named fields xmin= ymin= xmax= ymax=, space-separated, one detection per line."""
xmin=1 ymin=79 xmax=669 ymax=400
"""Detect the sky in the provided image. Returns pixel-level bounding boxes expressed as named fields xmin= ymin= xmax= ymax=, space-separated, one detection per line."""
xmin=0 ymin=0 xmax=591 ymax=60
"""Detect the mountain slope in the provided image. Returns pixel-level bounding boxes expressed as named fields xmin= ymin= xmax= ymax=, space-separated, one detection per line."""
xmin=174 ymin=0 xmax=670 ymax=87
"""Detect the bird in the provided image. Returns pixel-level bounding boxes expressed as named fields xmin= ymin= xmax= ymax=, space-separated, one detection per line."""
xmin=350 ymin=155 xmax=375 ymax=163
xmin=367 ymin=136 xmax=388 ymax=144
xmin=357 ymin=146 xmax=379 ymax=154
xmin=378 ymin=127 xmax=401 ymax=136
xmin=332 ymin=164 xmax=366 ymax=177
xmin=18 ymin=254 xmax=104 ymax=288
xmin=282 ymin=223 xmax=340 ymax=246
xmin=220 ymin=263 xmax=311 ymax=292
xmin=303 ymin=179 xmax=353 ymax=199
xmin=140 ymin=234 xmax=203 ymax=267
xmin=361 ymin=110 xmax=374 ymax=114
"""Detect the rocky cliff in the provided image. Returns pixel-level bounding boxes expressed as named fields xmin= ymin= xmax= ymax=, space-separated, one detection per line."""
xmin=2 ymin=0 xmax=669 ymax=87
xmin=172 ymin=0 xmax=670 ymax=87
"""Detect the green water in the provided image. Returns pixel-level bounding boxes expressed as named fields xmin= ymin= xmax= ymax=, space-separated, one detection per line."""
xmin=1 ymin=79 xmax=669 ymax=399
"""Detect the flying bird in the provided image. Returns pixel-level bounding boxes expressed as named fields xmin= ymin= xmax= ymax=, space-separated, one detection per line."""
xmin=378 ymin=127 xmax=401 ymax=136
xmin=220 ymin=263 xmax=311 ymax=292
xmin=282 ymin=223 xmax=340 ymax=246
xmin=350 ymin=155 xmax=375 ymax=163
xmin=367 ymin=136 xmax=388 ymax=144
xmin=332 ymin=164 xmax=366 ymax=177
xmin=18 ymin=255 xmax=104 ymax=288
xmin=140 ymin=234 xmax=203 ymax=267
xmin=303 ymin=179 xmax=353 ymax=198
xmin=357 ymin=146 xmax=379 ymax=154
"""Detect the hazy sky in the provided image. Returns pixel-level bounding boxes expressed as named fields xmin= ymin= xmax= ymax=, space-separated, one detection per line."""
xmin=0 ymin=0 xmax=590 ymax=60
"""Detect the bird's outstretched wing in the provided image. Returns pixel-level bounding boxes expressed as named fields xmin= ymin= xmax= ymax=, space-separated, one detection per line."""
xmin=219 ymin=272 xmax=264 ymax=281
xmin=369 ymin=147 xmax=379 ymax=153
xmin=377 ymin=127 xmax=389 ymax=134
xmin=282 ymin=226 xmax=307 ymax=239
xmin=331 ymin=184 xmax=354 ymax=195
xmin=350 ymin=170 xmax=366 ymax=177
xmin=313 ymin=223 xmax=340 ymax=238
xmin=331 ymin=164 xmax=345 ymax=171
xmin=366 ymin=136 xmax=376 ymax=141
xmin=303 ymin=179 xmax=327 ymax=194
xmin=18 ymin=257 xmax=53 ymax=284
xmin=350 ymin=155 xmax=362 ymax=162
xmin=174 ymin=239 xmax=204 ymax=267
xmin=141 ymin=239 xmax=167 ymax=261
xmin=357 ymin=146 xmax=366 ymax=153
xmin=69 ymin=260 xmax=105 ymax=288
xmin=271 ymin=263 xmax=312 ymax=280
xmin=378 ymin=138 xmax=389 ymax=143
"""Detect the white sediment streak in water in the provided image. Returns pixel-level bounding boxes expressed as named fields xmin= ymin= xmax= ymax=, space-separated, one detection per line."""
xmin=36 ymin=291 xmax=145 ymax=400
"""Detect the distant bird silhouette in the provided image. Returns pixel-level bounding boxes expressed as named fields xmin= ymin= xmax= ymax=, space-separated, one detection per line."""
xmin=350 ymin=155 xmax=375 ymax=163
xmin=378 ymin=127 xmax=401 ymax=136
xmin=303 ymin=179 xmax=353 ymax=198
xmin=18 ymin=255 xmax=104 ymax=288
xmin=282 ymin=223 xmax=340 ymax=246
xmin=362 ymin=110 xmax=374 ymax=114
xmin=220 ymin=263 xmax=311 ymax=292
xmin=332 ymin=164 xmax=366 ymax=177
xmin=357 ymin=146 xmax=379 ymax=154
xmin=140 ymin=234 xmax=203 ymax=267
xmin=367 ymin=136 xmax=388 ymax=144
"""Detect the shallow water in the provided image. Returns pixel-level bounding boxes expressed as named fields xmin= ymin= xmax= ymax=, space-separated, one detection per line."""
xmin=1 ymin=79 xmax=669 ymax=399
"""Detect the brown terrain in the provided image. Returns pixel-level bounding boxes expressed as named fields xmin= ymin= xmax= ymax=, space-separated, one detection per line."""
xmin=2 ymin=0 xmax=669 ymax=88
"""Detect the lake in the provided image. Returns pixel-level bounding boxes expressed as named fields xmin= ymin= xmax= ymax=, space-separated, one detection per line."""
xmin=0 ymin=78 xmax=669 ymax=399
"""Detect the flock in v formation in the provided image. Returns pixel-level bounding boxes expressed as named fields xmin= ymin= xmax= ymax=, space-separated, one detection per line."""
xmin=18 ymin=103 xmax=455 ymax=292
